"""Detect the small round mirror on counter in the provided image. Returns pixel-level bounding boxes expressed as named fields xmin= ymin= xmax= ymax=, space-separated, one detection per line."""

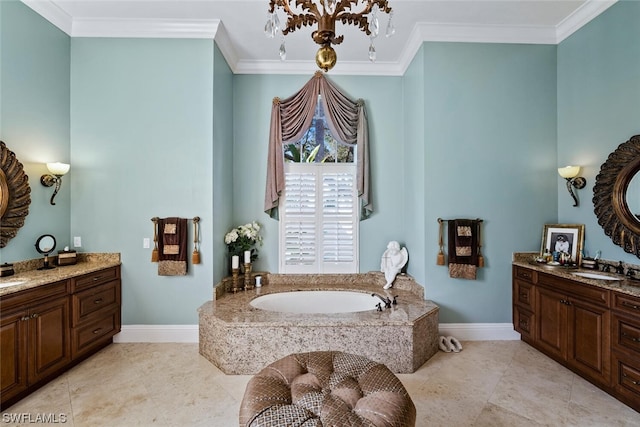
xmin=35 ymin=234 xmax=56 ymax=270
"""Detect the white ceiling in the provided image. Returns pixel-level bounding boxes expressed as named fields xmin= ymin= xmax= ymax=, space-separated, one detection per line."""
xmin=23 ymin=0 xmax=617 ymax=75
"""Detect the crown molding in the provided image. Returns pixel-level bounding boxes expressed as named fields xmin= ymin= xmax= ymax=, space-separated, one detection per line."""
xmin=555 ymin=0 xmax=617 ymax=43
xmin=21 ymin=0 xmax=616 ymax=76
xmin=71 ymin=18 xmax=221 ymax=39
xmin=21 ymin=0 xmax=72 ymax=34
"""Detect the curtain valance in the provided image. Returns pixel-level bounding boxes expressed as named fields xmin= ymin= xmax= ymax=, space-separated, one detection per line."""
xmin=264 ymin=72 xmax=372 ymax=220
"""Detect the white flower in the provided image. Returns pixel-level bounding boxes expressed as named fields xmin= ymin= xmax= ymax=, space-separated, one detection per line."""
xmin=224 ymin=230 xmax=238 ymax=244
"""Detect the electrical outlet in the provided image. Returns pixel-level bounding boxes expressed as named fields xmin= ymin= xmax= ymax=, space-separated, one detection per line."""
xmin=143 ymin=238 xmax=150 ymax=249
xmin=73 ymin=236 xmax=82 ymax=247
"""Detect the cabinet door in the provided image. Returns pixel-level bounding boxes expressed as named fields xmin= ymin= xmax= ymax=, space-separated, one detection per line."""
xmin=536 ymin=286 xmax=567 ymax=360
xmin=567 ymin=298 xmax=610 ymax=387
xmin=0 ymin=310 xmax=29 ymax=402
xmin=27 ymin=297 xmax=71 ymax=383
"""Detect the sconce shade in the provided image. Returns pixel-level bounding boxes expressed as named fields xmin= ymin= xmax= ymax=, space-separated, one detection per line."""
xmin=46 ymin=162 xmax=70 ymax=176
xmin=558 ymin=165 xmax=580 ymax=179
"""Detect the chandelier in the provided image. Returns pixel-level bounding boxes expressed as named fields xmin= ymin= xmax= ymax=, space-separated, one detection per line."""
xmin=264 ymin=0 xmax=395 ymax=72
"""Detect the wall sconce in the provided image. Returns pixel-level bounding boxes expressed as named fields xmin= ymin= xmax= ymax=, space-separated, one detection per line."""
xmin=558 ymin=165 xmax=586 ymax=207
xmin=40 ymin=162 xmax=70 ymax=205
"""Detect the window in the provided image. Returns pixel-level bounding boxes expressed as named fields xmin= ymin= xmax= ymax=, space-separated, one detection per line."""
xmin=279 ymin=96 xmax=358 ymax=273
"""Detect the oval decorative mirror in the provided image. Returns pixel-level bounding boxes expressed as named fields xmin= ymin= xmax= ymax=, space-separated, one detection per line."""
xmin=593 ymin=135 xmax=640 ymax=258
xmin=0 ymin=141 xmax=32 ymax=248
xmin=35 ymin=234 xmax=56 ymax=270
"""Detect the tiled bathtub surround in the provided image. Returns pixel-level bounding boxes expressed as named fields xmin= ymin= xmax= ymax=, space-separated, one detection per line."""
xmin=198 ymin=272 xmax=439 ymax=374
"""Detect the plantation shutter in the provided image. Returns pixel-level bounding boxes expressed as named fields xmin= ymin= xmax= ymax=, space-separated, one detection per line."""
xmin=283 ymin=172 xmax=317 ymax=268
xmin=322 ymin=172 xmax=355 ymax=264
xmin=280 ymin=164 xmax=358 ymax=273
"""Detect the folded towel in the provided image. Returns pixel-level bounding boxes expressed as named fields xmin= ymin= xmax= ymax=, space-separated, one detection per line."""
xmin=157 ymin=217 xmax=188 ymax=276
xmin=448 ymin=219 xmax=479 ymax=280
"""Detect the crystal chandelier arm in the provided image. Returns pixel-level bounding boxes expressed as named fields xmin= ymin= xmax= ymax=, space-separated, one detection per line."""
xmin=336 ymin=0 xmax=392 ymax=36
xmin=270 ymin=0 xmax=322 ymax=36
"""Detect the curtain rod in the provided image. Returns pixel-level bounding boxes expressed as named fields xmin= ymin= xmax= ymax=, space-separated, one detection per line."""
xmin=437 ymin=218 xmax=483 ymax=223
xmin=151 ymin=217 xmax=200 ymax=222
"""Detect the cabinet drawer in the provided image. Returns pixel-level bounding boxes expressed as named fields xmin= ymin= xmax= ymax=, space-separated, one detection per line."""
xmin=612 ymin=354 xmax=640 ymax=412
xmin=539 ymin=273 xmax=610 ymax=307
xmin=72 ymin=310 xmax=120 ymax=357
xmin=71 ymin=267 xmax=119 ymax=292
xmin=514 ymin=305 xmax=535 ymax=341
xmin=613 ymin=314 xmax=640 ymax=355
xmin=0 ymin=280 xmax=68 ymax=312
xmin=613 ymin=292 xmax=640 ymax=318
xmin=514 ymin=266 xmax=537 ymax=284
xmin=72 ymin=280 xmax=119 ymax=326
xmin=514 ymin=280 xmax=535 ymax=311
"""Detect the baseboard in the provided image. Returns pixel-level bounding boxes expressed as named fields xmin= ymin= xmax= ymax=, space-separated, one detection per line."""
xmin=438 ymin=323 xmax=520 ymax=341
xmin=113 ymin=325 xmax=199 ymax=343
xmin=113 ymin=323 xmax=519 ymax=343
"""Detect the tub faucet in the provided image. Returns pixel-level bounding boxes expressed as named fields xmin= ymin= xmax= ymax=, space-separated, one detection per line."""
xmin=372 ymin=293 xmax=392 ymax=309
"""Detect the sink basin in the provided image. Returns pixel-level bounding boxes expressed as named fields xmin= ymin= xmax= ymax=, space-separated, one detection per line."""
xmin=572 ymin=272 xmax=621 ymax=281
xmin=0 ymin=280 xmax=26 ymax=288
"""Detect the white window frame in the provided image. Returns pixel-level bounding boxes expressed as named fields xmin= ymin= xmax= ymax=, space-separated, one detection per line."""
xmin=279 ymin=162 xmax=359 ymax=274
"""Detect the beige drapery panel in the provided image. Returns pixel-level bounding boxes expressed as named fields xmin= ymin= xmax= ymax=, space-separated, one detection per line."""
xmin=264 ymin=72 xmax=372 ymax=220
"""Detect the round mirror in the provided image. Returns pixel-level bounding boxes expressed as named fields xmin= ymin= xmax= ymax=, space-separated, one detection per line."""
xmin=627 ymin=170 xmax=640 ymax=223
xmin=593 ymin=135 xmax=640 ymax=257
xmin=0 ymin=141 xmax=31 ymax=248
xmin=35 ymin=234 xmax=56 ymax=255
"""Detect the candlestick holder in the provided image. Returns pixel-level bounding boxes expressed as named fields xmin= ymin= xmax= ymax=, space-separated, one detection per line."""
xmin=244 ymin=263 xmax=253 ymax=290
xmin=231 ymin=268 xmax=242 ymax=292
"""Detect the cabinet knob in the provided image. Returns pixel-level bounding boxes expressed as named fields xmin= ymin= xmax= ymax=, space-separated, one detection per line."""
xmin=92 ymin=327 xmax=103 ymax=335
xmin=621 ymin=332 xmax=639 ymax=343
xmin=94 ymin=298 xmax=103 ymax=304
xmin=92 ymin=276 xmax=102 ymax=282
xmin=622 ymin=301 xmax=640 ymax=311
xmin=623 ymin=373 xmax=639 ymax=386
xmin=30 ymin=313 xmax=39 ymax=319
xmin=20 ymin=315 xmax=30 ymax=321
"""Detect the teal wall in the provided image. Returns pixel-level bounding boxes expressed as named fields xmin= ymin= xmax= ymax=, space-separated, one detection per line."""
xmin=70 ymin=38 xmax=217 ymax=324
xmin=2 ymin=0 xmax=639 ymax=326
xmin=557 ymin=0 xmax=640 ymax=264
xmin=212 ymin=45 xmax=235 ymax=281
xmin=0 ymin=0 xmax=70 ymax=262
xmin=402 ymin=48 xmax=426 ymax=282
xmin=411 ymin=43 xmax=558 ymax=322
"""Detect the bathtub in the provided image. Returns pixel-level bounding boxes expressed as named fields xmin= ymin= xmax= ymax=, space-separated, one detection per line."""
xmin=198 ymin=272 xmax=440 ymax=374
xmin=250 ymin=290 xmax=379 ymax=313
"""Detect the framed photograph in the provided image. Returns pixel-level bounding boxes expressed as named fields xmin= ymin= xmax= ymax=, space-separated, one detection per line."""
xmin=541 ymin=224 xmax=585 ymax=264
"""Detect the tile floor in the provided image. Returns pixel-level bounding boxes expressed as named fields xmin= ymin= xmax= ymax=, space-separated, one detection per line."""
xmin=2 ymin=341 xmax=638 ymax=426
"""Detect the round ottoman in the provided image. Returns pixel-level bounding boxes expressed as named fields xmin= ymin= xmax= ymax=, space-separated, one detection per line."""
xmin=239 ymin=351 xmax=416 ymax=427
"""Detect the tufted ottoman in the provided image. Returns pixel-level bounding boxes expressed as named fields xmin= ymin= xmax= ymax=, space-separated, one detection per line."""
xmin=239 ymin=351 xmax=416 ymax=427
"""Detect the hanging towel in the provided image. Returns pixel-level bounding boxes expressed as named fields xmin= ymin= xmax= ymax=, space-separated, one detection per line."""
xmin=157 ymin=217 xmax=188 ymax=276
xmin=448 ymin=219 xmax=479 ymax=280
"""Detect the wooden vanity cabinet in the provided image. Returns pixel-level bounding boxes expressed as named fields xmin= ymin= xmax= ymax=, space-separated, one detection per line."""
xmin=70 ymin=267 xmax=121 ymax=358
xmin=512 ymin=266 xmax=536 ymax=343
xmin=514 ymin=264 xmax=640 ymax=411
xmin=0 ymin=280 xmax=71 ymax=405
xmin=0 ymin=265 xmax=121 ymax=410
xmin=535 ymin=272 xmax=611 ymax=389
xmin=611 ymin=292 xmax=640 ymax=411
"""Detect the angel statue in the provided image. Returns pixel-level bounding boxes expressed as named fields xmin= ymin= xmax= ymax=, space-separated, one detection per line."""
xmin=381 ymin=241 xmax=408 ymax=289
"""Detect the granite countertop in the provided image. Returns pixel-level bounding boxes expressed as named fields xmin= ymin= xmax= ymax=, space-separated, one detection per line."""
xmin=513 ymin=252 xmax=640 ymax=298
xmin=0 ymin=253 xmax=121 ymax=297
xmin=199 ymin=276 xmax=438 ymax=327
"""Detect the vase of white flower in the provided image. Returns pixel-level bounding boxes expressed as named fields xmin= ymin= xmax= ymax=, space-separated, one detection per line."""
xmin=224 ymin=221 xmax=263 ymax=274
